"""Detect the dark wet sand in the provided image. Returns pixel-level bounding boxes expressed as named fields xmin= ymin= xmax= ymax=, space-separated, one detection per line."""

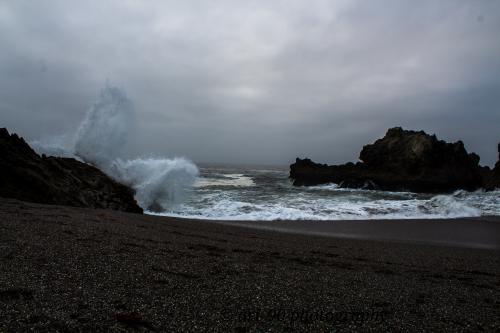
xmin=216 ymin=216 xmax=500 ymax=250
xmin=0 ymin=198 xmax=499 ymax=332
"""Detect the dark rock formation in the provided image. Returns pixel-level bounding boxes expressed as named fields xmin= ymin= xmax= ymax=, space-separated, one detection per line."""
xmin=483 ymin=143 xmax=500 ymax=190
xmin=290 ymin=127 xmax=488 ymax=193
xmin=0 ymin=128 xmax=143 ymax=213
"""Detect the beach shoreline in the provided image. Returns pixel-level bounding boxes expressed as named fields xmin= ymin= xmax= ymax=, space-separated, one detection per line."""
xmin=1 ymin=198 xmax=499 ymax=331
xmin=209 ymin=215 xmax=500 ymax=250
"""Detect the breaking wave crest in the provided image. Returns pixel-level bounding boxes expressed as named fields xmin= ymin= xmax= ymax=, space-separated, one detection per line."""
xmin=419 ymin=195 xmax=481 ymax=217
xmin=31 ymin=84 xmax=198 ymax=211
xmin=157 ymin=194 xmax=484 ymax=221
xmin=110 ymin=157 xmax=198 ymax=211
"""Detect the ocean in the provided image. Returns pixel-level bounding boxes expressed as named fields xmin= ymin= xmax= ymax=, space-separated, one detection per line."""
xmin=29 ymin=85 xmax=500 ymax=221
xmin=154 ymin=164 xmax=500 ymax=220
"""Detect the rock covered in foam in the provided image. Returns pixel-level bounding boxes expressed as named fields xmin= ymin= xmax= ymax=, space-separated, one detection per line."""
xmin=0 ymin=128 xmax=143 ymax=213
xmin=290 ymin=127 xmax=489 ymax=193
xmin=109 ymin=157 xmax=199 ymax=212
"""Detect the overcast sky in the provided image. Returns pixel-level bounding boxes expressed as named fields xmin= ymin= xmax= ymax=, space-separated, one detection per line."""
xmin=1 ymin=0 xmax=499 ymax=166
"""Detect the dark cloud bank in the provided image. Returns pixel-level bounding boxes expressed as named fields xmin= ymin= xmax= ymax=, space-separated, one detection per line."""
xmin=1 ymin=0 xmax=499 ymax=166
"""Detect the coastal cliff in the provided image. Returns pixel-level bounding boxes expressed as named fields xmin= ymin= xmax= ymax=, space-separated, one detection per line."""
xmin=0 ymin=128 xmax=143 ymax=213
xmin=290 ymin=127 xmax=498 ymax=193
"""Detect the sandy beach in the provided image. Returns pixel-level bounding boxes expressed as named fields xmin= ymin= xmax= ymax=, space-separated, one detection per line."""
xmin=1 ymin=198 xmax=499 ymax=332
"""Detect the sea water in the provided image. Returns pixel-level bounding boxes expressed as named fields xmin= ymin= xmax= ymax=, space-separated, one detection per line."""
xmin=153 ymin=164 xmax=500 ymax=220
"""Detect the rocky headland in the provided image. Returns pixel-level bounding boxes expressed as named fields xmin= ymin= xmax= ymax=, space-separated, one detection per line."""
xmin=0 ymin=128 xmax=142 ymax=213
xmin=290 ymin=127 xmax=499 ymax=193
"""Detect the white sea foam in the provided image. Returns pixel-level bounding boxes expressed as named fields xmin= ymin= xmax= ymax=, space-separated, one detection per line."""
xmin=195 ymin=174 xmax=255 ymax=187
xmin=110 ymin=157 xmax=198 ymax=211
xmin=308 ymin=183 xmax=340 ymax=191
xmin=155 ymin=197 xmax=482 ymax=220
xmin=31 ymin=84 xmax=199 ymax=211
xmin=419 ymin=195 xmax=481 ymax=217
xmin=154 ymin=176 xmax=497 ymax=220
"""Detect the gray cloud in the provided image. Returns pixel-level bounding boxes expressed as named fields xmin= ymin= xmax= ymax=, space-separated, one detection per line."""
xmin=1 ymin=0 xmax=499 ymax=166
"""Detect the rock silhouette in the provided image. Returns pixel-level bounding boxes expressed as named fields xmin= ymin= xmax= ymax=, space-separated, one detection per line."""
xmin=483 ymin=143 xmax=500 ymax=190
xmin=290 ymin=127 xmax=496 ymax=193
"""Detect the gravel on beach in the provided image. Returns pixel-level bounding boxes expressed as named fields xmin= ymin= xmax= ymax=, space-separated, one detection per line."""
xmin=0 ymin=198 xmax=499 ymax=332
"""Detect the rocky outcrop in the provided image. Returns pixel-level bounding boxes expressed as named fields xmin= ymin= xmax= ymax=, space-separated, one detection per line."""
xmin=483 ymin=143 xmax=500 ymax=190
xmin=290 ymin=127 xmax=489 ymax=193
xmin=0 ymin=128 xmax=143 ymax=213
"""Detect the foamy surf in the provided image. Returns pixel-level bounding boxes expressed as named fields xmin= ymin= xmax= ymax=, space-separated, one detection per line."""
xmin=153 ymin=166 xmax=500 ymax=221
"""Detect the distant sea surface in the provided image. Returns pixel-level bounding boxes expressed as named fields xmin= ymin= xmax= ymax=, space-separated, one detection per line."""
xmin=153 ymin=164 xmax=500 ymax=221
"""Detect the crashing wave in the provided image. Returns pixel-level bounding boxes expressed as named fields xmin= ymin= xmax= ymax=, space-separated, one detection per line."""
xmin=31 ymin=84 xmax=198 ymax=211
xmin=419 ymin=195 xmax=481 ymax=218
xmin=110 ymin=157 xmax=198 ymax=211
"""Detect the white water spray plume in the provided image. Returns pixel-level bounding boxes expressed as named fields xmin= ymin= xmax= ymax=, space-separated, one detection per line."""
xmin=74 ymin=85 xmax=134 ymax=168
xmin=32 ymin=84 xmax=199 ymax=212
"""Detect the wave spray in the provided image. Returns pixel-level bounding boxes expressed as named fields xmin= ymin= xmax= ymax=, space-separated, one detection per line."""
xmin=33 ymin=84 xmax=199 ymax=212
